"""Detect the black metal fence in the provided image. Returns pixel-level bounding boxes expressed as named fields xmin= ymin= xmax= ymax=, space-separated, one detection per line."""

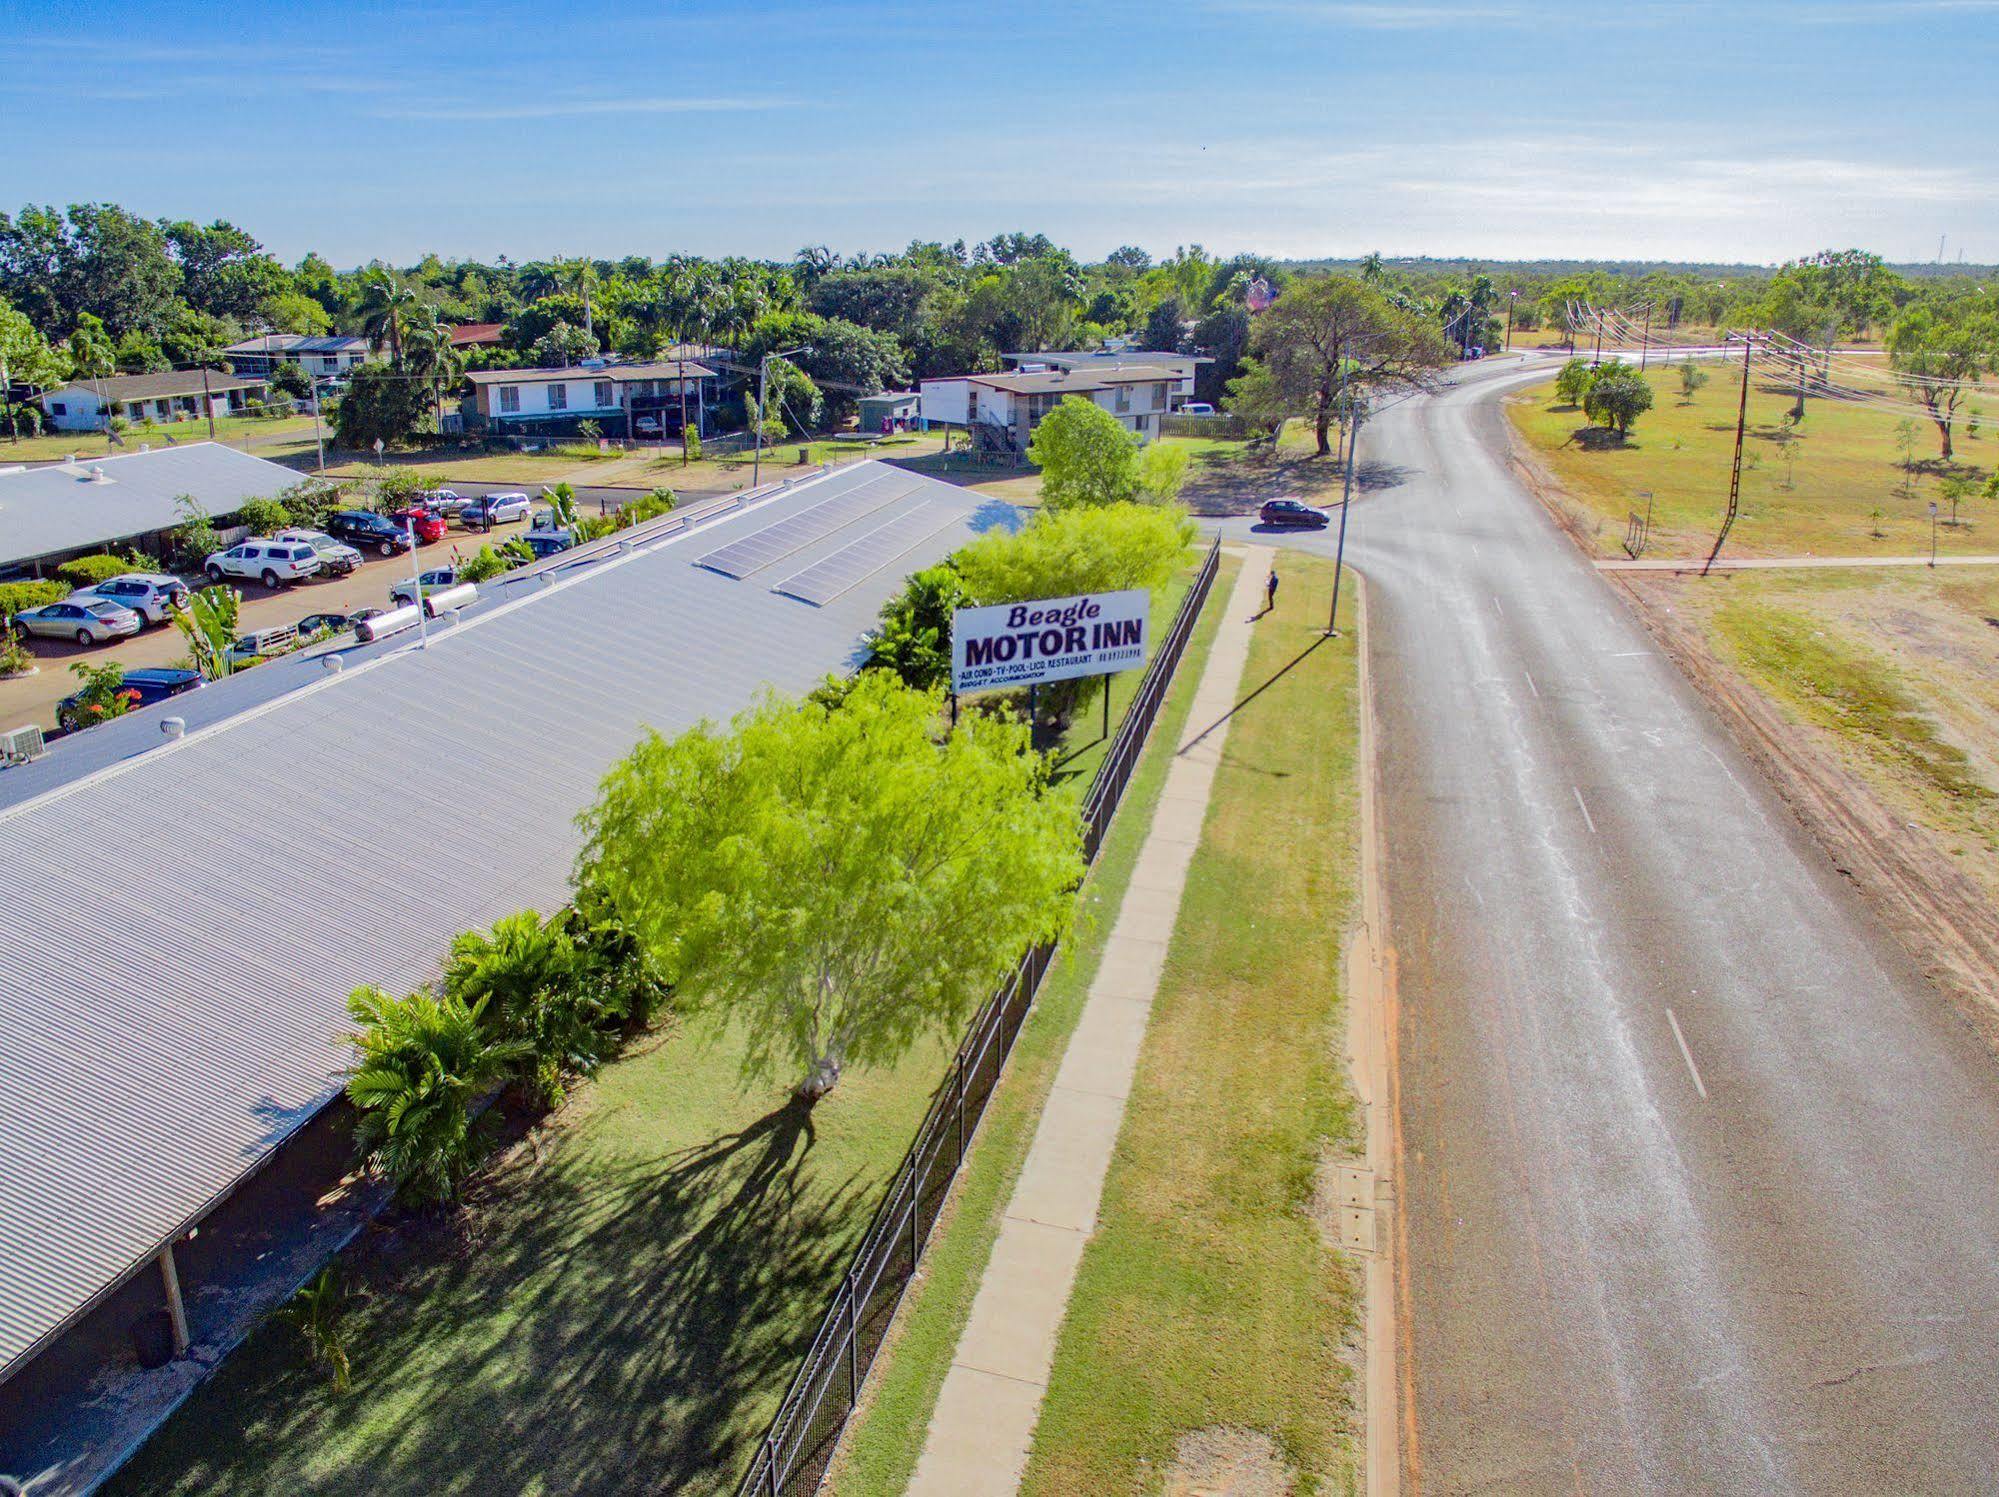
xmin=736 ymin=535 xmax=1223 ymax=1497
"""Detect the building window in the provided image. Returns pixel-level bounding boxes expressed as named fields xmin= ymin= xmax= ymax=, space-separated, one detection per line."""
xmin=1115 ymin=385 xmax=1131 ymax=412
xmin=50 ymin=402 xmax=65 ymax=415
xmin=499 ymin=386 xmax=520 ymax=414
xmin=595 ymin=380 xmax=613 ymax=409
xmin=548 ymin=383 xmax=568 ymax=411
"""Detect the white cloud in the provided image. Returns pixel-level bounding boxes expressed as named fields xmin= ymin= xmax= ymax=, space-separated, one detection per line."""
xmin=375 ymin=95 xmax=791 ymax=121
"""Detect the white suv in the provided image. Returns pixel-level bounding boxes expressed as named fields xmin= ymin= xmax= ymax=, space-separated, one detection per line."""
xmin=205 ymin=540 xmax=323 ymax=589
xmin=70 ymin=573 xmax=189 ymax=626
xmin=275 ymin=528 xmax=363 ymax=577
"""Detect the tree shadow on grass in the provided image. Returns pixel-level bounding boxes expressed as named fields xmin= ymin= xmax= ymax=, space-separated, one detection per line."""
xmin=110 ymin=1096 xmax=870 ymax=1497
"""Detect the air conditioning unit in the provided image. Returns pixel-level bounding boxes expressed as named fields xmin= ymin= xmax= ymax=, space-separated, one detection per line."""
xmin=1 ymin=724 xmax=46 ymax=765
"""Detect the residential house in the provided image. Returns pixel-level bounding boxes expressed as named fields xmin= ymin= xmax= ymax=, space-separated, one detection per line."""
xmin=220 ymin=334 xmax=371 ymax=379
xmin=1001 ymin=348 xmax=1207 ymax=407
xmin=918 ymin=364 xmax=1179 ymax=455
xmin=36 ymin=370 xmax=271 ymax=433
xmin=447 ymin=322 xmax=504 ymax=349
xmin=464 ymin=359 xmax=720 ymax=438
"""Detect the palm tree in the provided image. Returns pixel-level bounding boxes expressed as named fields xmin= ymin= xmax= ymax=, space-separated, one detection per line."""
xmin=356 ymin=267 xmax=420 ymax=367
xmin=402 ymin=306 xmax=465 ymax=430
xmin=345 ymin=985 xmax=526 ymax=1205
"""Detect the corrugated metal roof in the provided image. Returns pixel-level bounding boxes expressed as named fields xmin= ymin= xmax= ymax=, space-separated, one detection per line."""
xmin=37 ymin=370 xmax=265 ymax=404
xmin=0 ymin=443 xmax=311 ymax=569
xmin=0 ymin=461 xmax=1016 ymax=1383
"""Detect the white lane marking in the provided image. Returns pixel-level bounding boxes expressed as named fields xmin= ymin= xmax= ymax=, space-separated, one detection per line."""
xmin=1573 ymin=785 xmax=1599 ymax=837
xmin=1524 ymin=669 xmax=1540 ymax=698
xmin=1666 ymin=1008 xmax=1709 ymax=1099
xmin=1492 ymin=594 xmax=1505 ymax=616
xmin=1607 ymin=650 xmax=1652 ymax=658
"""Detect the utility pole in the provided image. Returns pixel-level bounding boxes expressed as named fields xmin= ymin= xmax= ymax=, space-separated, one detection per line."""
xmin=1328 ymin=349 xmax=1359 ymax=636
xmin=1505 ymin=291 xmax=1517 ymax=351
xmin=751 ymin=344 xmax=808 ymax=488
xmin=1930 ymin=501 xmax=1940 ymax=567
xmin=1639 ymin=303 xmax=1652 ymax=371
xmin=1592 ymin=309 xmax=1604 ymax=365
xmin=1703 ymin=332 xmax=1756 ymax=576
xmin=200 ymin=363 xmax=215 ymax=440
xmin=311 ymin=376 xmax=326 ymax=474
xmin=678 ymin=359 xmax=689 ymax=467
xmin=1 ymin=346 xmax=11 ymax=443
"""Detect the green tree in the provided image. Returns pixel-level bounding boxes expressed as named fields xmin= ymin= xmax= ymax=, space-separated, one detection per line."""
xmin=1677 ymin=361 xmax=1709 ymax=403
xmin=345 ymin=986 xmax=526 ymax=1205
xmin=1028 ymin=397 xmax=1142 ymax=510
xmin=1228 ymin=274 xmax=1451 ymax=456
xmin=1554 ymin=356 xmax=1595 ymax=406
xmin=576 ymin=672 xmax=1083 ymax=1101
xmin=954 ymin=501 xmax=1194 ymax=604
xmin=1887 ymin=299 xmax=1991 ymax=460
xmin=335 ymin=362 xmax=432 ymax=449
xmin=356 ymin=266 xmax=421 ymax=366
xmin=1582 ymin=372 xmax=1654 ymax=437
xmin=863 ymin=562 xmax=973 ymax=690
xmin=530 ymin=320 xmax=597 ymax=367
xmin=443 ymin=908 xmax=602 ymax=1108
xmin=0 ymin=203 xmax=183 ymax=337
xmin=65 ymin=311 xmax=116 ymax=380
xmin=233 ymin=496 xmax=291 ymax=535
xmin=1136 ymin=441 xmax=1190 ymax=505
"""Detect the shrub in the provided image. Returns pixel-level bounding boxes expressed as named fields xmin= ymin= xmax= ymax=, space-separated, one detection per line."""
xmin=1554 ymin=357 xmax=1595 ymax=406
xmin=0 ymin=579 xmax=71 ymax=616
xmin=618 ymin=487 xmax=676 ymax=528
xmin=499 ymin=537 xmax=536 ymax=566
xmin=1583 ymin=372 xmax=1654 ymax=436
xmin=278 ymin=1267 xmax=351 ymax=1394
xmin=233 ymin=496 xmax=292 ymax=535
xmin=282 ymin=479 xmax=344 ymax=530
xmin=457 ymin=545 xmax=515 ymax=584
xmin=575 ymin=514 xmax=618 ymax=543
xmin=864 ymin=562 xmax=970 ymax=690
xmin=63 ymin=661 xmax=139 ymax=728
xmin=169 ymin=493 xmax=221 ymax=568
xmin=56 ymin=553 xmax=144 ymax=586
xmin=682 ymin=424 xmax=701 ymax=461
xmin=345 ymin=986 xmax=527 ymax=1206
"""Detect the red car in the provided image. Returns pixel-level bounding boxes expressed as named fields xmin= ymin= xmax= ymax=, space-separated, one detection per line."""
xmin=389 ymin=507 xmax=448 ymax=545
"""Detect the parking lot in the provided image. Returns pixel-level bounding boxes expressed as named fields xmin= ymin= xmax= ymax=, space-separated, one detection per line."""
xmin=1 ymin=511 xmax=539 ymax=737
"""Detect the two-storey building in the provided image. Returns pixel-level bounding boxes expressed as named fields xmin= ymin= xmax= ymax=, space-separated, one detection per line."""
xmin=462 ymin=358 xmax=719 ymax=439
xmin=918 ymin=363 xmax=1179 ymax=455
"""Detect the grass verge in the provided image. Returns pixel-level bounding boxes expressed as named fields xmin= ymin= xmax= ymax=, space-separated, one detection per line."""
xmin=829 ymin=554 xmax=1242 ymax=1496
xmin=1018 ymin=552 xmax=1365 ymax=1494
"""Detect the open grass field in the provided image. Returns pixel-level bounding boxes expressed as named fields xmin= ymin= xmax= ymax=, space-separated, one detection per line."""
xmin=830 ymin=554 xmax=1241 ymax=1497
xmin=319 ymin=446 xmax=642 ymax=485
xmin=1508 ymin=358 xmax=1999 ymax=560
xmin=1018 ymin=552 xmax=1364 ymax=1495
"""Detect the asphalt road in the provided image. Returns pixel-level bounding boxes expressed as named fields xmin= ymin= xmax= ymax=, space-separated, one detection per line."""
xmin=1217 ymin=356 xmax=1999 ymax=1492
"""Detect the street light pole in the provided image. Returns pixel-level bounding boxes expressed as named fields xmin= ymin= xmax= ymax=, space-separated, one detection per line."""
xmin=407 ymin=516 xmax=429 ymax=650
xmin=1328 ymin=352 xmax=1360 ymax=636
xmin=311 ymin=376 xmax=326 ymax=474
xmin=1930 ymin=501 xmax=1940 ymax=567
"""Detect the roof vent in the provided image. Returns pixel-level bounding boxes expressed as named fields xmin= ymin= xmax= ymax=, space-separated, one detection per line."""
xmin=160 ymin=717 xmax=185 ymax=740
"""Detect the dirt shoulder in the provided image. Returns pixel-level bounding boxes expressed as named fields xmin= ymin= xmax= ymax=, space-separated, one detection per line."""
xmin=1510 ymin=419 xmax=1999 ymax=1043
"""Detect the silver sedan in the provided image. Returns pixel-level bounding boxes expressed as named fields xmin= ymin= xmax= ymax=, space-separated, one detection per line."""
xmin=10 ymin=597 xmax=144 ymax=646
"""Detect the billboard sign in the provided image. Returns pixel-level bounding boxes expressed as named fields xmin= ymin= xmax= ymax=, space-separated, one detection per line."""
xmin=950 ymin=589 xmax=1149 ymax=693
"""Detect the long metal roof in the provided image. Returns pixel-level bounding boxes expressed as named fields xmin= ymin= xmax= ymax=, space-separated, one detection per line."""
xmin=0 ymin=443 xmax=310 ymax=570
xmin=0 ymin=461 xmax=1016 ymax=1382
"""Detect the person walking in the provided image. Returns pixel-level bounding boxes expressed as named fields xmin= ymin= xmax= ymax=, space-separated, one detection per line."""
xmin=1264 ymin=565 xmax=1280 ymax=616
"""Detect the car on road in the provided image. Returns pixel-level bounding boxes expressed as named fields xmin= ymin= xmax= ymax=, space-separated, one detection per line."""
xmin=388 ymin=567 xmax=462 ymax=607
xmin=10 ymin=597 xmax=144 ymax=645
xmin=56 ymin=666 xmax=201 ymax=732
xmin=275 ymin=528 xmax=363 ymax=577
xmin=70 ymin=573 xmax=188 ymax=626
xmin=390 ymin=507 xmax=448 ymax=544
xmin=324 ymin=510 xmax=416 ymax=557
xmin=459 ymin=492 xmax=532 ymax=531
xmin=1258 ymin=498 xmax=1332 ymax=529
xmin=205 ymin=539 xmax=323 ymax=589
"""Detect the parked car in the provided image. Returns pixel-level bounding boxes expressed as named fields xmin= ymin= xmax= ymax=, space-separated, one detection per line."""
xmin=275 ymin=528 xmax=363 ymax=577
xmin=10 ymin=597 xmax=144 ymax=645
xmin=1258 ymin=498 xmax=1331 ymax=529
xmin=56 ymin=666 xmax=201 ymax=732
xmin=424 ymin=489 xmax=471 ymax=517
xmin=523 ymin=526 xmax=577 ymax=559
xmin=459 ymin=492 xmax=532 ymax=531
xmin=205 ymin=539 xmax=322 ymax=589
xmin=295 ymin=612 xmax=356 ymax=638
xmin=388 ymin=568 xmax=461 ymax=607
xmin=325 ymin=510 xmax=416 ymax=557
xmin=1180 ymin=401 xmax=1217 ymax=416
xmin=634 ymin=416 xmax=662 ymax=436
xmin=70 ymin=573 xmax=188 ymax=626
xmin=390 ymin=507 xmax=448 ymax=545
xmin=222 ymin=622 xmax=300 ymax=670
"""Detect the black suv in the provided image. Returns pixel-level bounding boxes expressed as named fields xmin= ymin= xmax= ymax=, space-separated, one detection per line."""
xmin=325 ymin=510 xmax=416 ymax=557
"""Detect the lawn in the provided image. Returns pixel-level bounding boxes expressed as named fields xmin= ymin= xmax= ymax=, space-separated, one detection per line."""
xmin=318 ymin=447 xmax=641 ymax=485
xmin=1019 ymin=552 xmax=1365 ymax=1494
xmin=106 ymin=1014 xmax=955 ymax=1497
xmin=830 ymin=554 xmax=1242 ymax=1497
xmin=1508 ymin=359 xmax=1999 ymax=559
xmin=0 ymin=412 xmax=321 ymax=463
xmin=1160 ymin=427 xmax=1359 ymax=515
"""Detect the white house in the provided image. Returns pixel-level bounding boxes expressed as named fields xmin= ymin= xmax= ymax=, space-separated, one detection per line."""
xmin=919 ymin=364 xmax=1179 ymax=455
xmin=1002 ymin=349 xmax=1207 ymax=407
xmin=221 ymin=334 xmax=372 ymax=379
xmin=464 ymin=359 xmax=720 ymax=437
xmin=36 ymin=370 xmax=271 ymax=433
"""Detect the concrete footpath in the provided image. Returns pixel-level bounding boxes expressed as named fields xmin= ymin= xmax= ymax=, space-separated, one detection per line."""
xmin=906 ymin=547 xmax=1270 ymax=1496
xmin=1597 ymin=552 xmax=1999 ymax=571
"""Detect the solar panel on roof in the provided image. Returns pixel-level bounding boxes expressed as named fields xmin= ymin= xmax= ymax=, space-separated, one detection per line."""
xmin=772 ymin=501 xmax=959 ymax=607
xmin=696 ymin=470 xmax=919 ymax=578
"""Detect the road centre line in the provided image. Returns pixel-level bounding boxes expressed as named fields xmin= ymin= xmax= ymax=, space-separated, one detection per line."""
xmin=1666 ymin=1008 xmax=1709 ymax=1099
xmin=1572 ymin=786 xmax=1598 ymax=837
xmin=1524 ymin=670 xmax=1540 ymax=698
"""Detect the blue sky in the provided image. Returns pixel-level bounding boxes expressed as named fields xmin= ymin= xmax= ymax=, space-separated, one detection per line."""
xmin=3 ymin=0 xmax=1995 ymax=268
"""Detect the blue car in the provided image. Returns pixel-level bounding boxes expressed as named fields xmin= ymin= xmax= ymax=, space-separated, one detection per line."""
xmin=56 ymin=666 xmax=202 ymax=733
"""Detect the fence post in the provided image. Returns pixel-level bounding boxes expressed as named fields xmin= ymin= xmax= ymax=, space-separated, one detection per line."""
xmin=766 ymin=1436 xmax=780 ymax=1497
xmin=847 ymin=1281 xmax=861 ymax=1404
xmin=909 ymin=1190 xmax=921 ymax=1272
xmin=955 ymin=1053 xmax=967 ymax=1167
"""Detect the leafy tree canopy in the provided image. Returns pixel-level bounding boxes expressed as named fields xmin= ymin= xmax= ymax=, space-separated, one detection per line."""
xmin=1028 ymin=397 xmax=1143 ymax=510
xmin=953 ymin=501 xmax=1194 ymax=604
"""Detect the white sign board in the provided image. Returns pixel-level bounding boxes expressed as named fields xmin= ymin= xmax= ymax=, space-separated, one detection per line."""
xmin=951 ymin=589 xmax=1149 ymax=693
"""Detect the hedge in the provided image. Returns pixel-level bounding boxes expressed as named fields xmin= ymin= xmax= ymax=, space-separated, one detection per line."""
xmin=0 ymin=579 xmax=72 ymax=615
xmin=56 ymin=554 xmax=142 ymax=586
